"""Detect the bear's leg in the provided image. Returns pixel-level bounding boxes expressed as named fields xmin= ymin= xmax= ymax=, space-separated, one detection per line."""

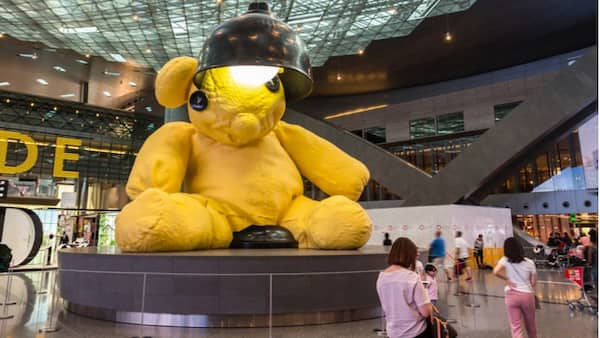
xmin=280 ymin=195 xmax=372 ymax=249
xmin=116 ymin=188 xmax=232 ymax=252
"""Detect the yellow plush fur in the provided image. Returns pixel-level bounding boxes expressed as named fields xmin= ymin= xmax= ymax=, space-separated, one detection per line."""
xmin=115 ymin=57 xmax=372 ymax=252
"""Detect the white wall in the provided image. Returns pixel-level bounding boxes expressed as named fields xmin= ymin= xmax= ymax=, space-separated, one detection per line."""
xmin=366 ymin=205 xmax=513 ymax=250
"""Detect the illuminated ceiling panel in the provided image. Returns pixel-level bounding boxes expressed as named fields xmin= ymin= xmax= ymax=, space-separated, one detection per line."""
xmin=0 ymin=0 xmax=476 ymax=69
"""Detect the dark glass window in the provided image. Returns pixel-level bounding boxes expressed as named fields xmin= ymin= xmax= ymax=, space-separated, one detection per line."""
xmin=350 ymin=127 xmax=385 ymax=144
xmin=494 ymin=101 xmax=522 ymax=122
xmin=409 ymin=117 xmax=435 ymax=139
xmin=364 ymin=126 xmax=386 ymax=144
xmin=536 ymin=153 xmax=551 ymax=184
xmin=350 ymin=129 xmax=363 ymax=137
xmin=518 ymin=163 xmax=535 ymax=192
xmin=437 ymin=112 xmax=464 ymax=135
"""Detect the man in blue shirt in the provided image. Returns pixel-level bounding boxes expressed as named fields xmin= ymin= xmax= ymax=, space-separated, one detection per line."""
xmin=429 ymin=231 xmax=452 ymax=281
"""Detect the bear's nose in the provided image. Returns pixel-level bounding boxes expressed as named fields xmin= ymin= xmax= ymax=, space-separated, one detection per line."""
xmin=230 ymin=113 xmax=261 ymax=143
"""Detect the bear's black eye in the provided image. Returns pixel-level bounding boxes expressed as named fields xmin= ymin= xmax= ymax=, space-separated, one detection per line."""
xmin=265 ymin=76 xmax=280 ymax=92
xmin=189 ymin=90 xmax=208 ymax=111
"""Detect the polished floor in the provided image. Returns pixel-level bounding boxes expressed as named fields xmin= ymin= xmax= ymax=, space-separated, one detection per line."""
xmin=0 ymin=269 xmax=596 ymax=338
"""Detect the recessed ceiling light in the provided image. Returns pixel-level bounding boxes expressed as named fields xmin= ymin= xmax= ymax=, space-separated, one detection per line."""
xmin=102 ymin=91 xmax=112 ymax=97
xmin=103 ymin=70 xmax=121 ymax=77
xmin=129 ymin=81 xmax=137 ymax=87
xmin=0 ymin=82 xmax=10 ymax=87
xmin=59 ymin=26 xmax=98 ymax=34
xmin=75 ymin=59 xmax=88 ymax=64
xmin=53 ymin=66 xmax=67 ymax=72
xmin=132 ymin=14 xmax=139 ymax=21
xmin=60 ymin=93 xmax=75 ymax=98
xmin=567 ymin=55 xmax=581 ymax=66
xmin=109 ymin=53 xmax=126 ymax=62
xmin=0 ymin=32 xmax=4 ymax=38
xmin=36 ymin=78 xmax=48 ymax=86
xmin=444 ymin=31 xmax=453 ymax=42
xmin=17 ymin=53 xmax=37 ymax=59
xmin=145 ymin=48 xmax=151 ymax=53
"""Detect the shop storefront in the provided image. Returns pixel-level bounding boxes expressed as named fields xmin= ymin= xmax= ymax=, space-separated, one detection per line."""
xmin=516 ymin=213 xmax=598 ymax=243
xmin=0 ymin=90 xmax=161 ymax=267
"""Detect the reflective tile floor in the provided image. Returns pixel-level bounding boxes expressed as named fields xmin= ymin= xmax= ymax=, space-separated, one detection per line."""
xmin=0 ymin=269 xmax=596 ymax=338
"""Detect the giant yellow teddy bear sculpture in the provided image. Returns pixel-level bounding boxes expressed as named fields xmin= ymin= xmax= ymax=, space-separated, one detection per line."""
xmin=115 ymin=58 xmax=372 ymax=252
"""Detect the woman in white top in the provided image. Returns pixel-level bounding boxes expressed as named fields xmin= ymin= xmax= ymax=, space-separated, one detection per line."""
xmin=493 ymin=237 xmax=538 ymax=338
xmin=376 ymin=237 xmax=432 ymax=338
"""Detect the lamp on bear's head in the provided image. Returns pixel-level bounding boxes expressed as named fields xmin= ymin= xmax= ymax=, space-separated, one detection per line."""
xmin=193 ymin=2 xmax=312 ymax=102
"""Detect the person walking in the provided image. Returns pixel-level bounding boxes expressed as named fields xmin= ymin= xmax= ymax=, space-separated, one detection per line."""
xmin=493 ymin=237 xmax=538 ymax=338
xmin=383 ymin=232 xmax=392 ymax=247
xmin=583 ymin=230 xmax=597 ymax=290
xmin=561 ymin=232 xmax=572 ymax=248
xmin=429 ymin=231 xmax=452 ymax=281
xmin=474 ymin=234 xmax=484 ymax=269
xmin=59 ymin=231 xmax=70 ymax=246
xmin=46 ymin=234 xmax=55 ymax=266
xmin=376 ymin=237 xmax=432 ymax=338
xmin=454 ymin=231 xmax=472 ymax=281
xmin=0 ymin=243 xmax=12 ymax=272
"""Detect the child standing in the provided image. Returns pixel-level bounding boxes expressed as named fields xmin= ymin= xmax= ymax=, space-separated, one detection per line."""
xmin=425 ymin=264 xmax=438 ymax=306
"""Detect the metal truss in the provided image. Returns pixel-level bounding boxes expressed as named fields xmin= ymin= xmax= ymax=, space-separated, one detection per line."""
xmin=0 ymin=0 xmax=476 ymax=69
xmin=0 ymin=90 xmax=162 ymax=183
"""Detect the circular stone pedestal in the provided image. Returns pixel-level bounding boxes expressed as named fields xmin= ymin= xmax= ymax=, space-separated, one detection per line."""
xmin=58 ymin=246 xmax=387 ymax=327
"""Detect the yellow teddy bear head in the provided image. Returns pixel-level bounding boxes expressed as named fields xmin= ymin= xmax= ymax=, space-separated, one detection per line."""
xmin=155 ymin=58 xmax=286 ymax=146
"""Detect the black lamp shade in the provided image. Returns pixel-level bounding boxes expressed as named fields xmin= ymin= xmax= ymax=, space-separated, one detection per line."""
xmin=195 ymin=3 xmax=312 ymax=102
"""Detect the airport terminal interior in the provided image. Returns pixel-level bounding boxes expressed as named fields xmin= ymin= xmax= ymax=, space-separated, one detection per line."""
xmin=0 ymin=0 xmax=598 ymax=337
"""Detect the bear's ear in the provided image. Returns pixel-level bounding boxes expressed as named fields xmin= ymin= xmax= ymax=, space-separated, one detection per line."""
xmin=155 ymin=57 xmax=198 ymax=108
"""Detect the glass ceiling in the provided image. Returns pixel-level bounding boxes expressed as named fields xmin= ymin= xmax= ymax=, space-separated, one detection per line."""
xmin=0 ymin=0 xmax=476 ymax=70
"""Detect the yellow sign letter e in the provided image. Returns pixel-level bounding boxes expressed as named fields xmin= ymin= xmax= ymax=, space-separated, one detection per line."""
xmin=53 ymin=137 xmax=81 ymax=178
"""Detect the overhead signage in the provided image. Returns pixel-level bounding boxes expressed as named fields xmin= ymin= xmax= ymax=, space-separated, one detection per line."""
xmin=0 ymin=130 xmax=81 ymax=178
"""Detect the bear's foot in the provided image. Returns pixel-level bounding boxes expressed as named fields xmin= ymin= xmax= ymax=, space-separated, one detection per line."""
xmin=305 ymin=196 xmax=372 ymax=249
xmin=115 ymin=188 xmax=232 ymax=252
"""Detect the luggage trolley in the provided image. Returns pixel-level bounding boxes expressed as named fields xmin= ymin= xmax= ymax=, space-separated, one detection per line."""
xmin=532 ymin=245 xmax=547 ymax=267
xmin=565 ymin=267 xmax=597 ymax=315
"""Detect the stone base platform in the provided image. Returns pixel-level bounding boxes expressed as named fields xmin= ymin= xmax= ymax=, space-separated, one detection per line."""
xmin=58 ymin=246 xmax=387 ymax=327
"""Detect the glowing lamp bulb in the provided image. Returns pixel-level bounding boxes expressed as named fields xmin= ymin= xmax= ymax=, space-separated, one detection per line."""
xmin=444 ymin=32 xmax=453 ymax=42
xmin=229 ymin=66 xmax=279 ymax=86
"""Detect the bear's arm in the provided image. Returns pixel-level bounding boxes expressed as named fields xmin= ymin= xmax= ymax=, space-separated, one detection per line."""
xmin=273 ymin=121 xmax=369 ymax=201
xmin=126 ymin=122 xmax=196 ymax=199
